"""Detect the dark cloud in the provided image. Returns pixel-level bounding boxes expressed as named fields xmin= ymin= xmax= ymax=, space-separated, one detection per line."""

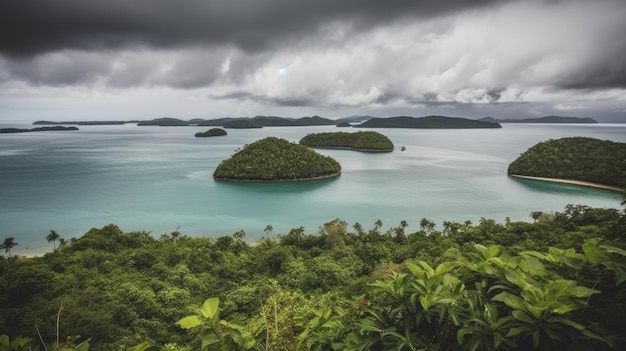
xmin=212 ymin=91 xmax=315 ymax=107
xmin=0 ymin=0 xmax=506 ymax=57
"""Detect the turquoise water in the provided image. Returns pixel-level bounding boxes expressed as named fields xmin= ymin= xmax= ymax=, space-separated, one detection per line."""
xmin=1 ymin=121 xmax=624 ymax=255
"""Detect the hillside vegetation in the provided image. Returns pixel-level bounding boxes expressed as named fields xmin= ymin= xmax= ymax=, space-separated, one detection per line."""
xmin=299 ymin=131 xmax=394 ymax=152
xmin=355 ymin=116 xmax=501 ymax=129
xmin=1 ymin=205 xmax=625 ymax=350
xmin=508 ymin=137 xmax=626 ymax=188
xmin=213 ymin=137 xmax=341 ymax=181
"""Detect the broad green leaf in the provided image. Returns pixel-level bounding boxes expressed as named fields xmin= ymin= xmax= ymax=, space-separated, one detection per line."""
xmin=0 ymin=336 xmax=8 ymax=348
xmin=201 ymin=297 xmax=219 ymax=319
xmin=405 ymin=262 xmax=424 ymax=279
xmin=600 ymin=244 xmax=626 ymax=257
xmin=512 ymin=310 xmax=535 ymax=324
xmin=201 ymin=334 xmax=221 ymax=350
xmin=583 ymin=238 xmax=607 ymax=265
xmin=74 ymin=340 xmax=90 ymax=351
xmin=176 ymin=315 xmax=203 ymax=329
xmin=434 ymin=261 xmax=459 ymax=276
xmin=127 ymin=343 xmax=163 ymax=351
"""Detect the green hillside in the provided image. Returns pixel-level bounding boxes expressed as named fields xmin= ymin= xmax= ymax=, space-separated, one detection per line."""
xmin=213 ymin=137 xmax=341 ymax=181
xmin=299 ymin=131 xmax=394 ymax=151
xmin=508 ymin=137 xmax=626 ymax=187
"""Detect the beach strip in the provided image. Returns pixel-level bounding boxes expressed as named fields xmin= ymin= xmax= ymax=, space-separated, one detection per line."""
xmin=509 ymin=174 xmax=625 ymax=193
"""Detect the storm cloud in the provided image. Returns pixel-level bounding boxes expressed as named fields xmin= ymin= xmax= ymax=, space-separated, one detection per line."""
xmin=1 ymin=0 xmax=625 ymax=121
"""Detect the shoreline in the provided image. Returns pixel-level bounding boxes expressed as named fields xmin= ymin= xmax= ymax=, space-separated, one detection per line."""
xmin=214 ymin=171 xmax=341 ymax=183
xmin=305 ymin=145 xmax=393 ymax=153
xmin=509 ymin=174 xmax=625 ymax=193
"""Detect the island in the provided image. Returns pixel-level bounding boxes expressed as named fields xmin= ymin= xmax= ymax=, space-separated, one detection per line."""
xmin=137 ymin=118 xmax=188 ymax=126
xmin=195 ymin=128 xmax=227 ymax=137
xmin=508 ymin=137 xmax=626 ymax=190
xmin=0 ymin=126 xmax=79 ymax=133
xmin=33 ymin=120 xmax=127 ymax=125
xmin=336 ymin=122 xmax=352 ymax=127
xmin=299 ymin=131 xmax=394 ymax=152
xmin=355 ymin=116 xmax=501 ymax=129
xmin=213 ymin=137 xmax=341 ymax=182
xmin=480 ymin=116 xmax=597 ymax=124
xmin=223 ymin=120 xmax=263 ymax=129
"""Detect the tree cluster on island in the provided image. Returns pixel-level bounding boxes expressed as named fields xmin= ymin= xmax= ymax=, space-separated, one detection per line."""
xmin=299 ymin=131 xmax=394 ymax=152
xmin=213 ymin=137 xmax=341 ymax=182
xmin=194 ymin=128 xmax=227 ymax=137
xmin=1 ymin=204 xmax=626 ymax=350
xmin=354 ymin=116 xmax=502 ymax=129
xmin=0 ymin=126 xmax=79 ymax=133
xmin=508 ymin=137 xmax=626 ymax=188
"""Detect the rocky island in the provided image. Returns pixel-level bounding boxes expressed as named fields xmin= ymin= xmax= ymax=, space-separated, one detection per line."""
xmin=195 ymin=128 xmax=227 ymax=137
xmin=299 ymin=131 xmax=394 ymax=152
xmin=213 ymin=137 xmax=341 ymax=182
xmin=355 ymin=116 xmax=501 ymax=128
xmin=508 ymin=137 xmax=626 ymax=190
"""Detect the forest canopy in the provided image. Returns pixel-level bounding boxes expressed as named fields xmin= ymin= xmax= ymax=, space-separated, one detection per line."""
xmin=299 ymin=131 xmax=394 ymax=152
xmin=508 ymin=137 xmax=626 ymax=188
xmin=213 ymin=137 xmax=341 ymax=182
xmin=1 ymin=205 xmax=625 ymax=350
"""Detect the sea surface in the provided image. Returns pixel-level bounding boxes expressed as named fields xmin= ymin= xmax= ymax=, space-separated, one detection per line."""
xmin=1 ymin=121 xmax=624 ymax=256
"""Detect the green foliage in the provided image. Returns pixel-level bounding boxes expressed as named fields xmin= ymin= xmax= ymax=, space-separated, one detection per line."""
xmin=0 ymin=335 xmax=33 ymax=351
xmin=2 ymin=206 xmax=626 ymax=350
xmin=0 ymin=237 xmax=17 ymax=258
xmin=299 ymin=131 xmax=394 ymax=152
xmin=508 ymin=137 xmax=626 ymax=187
xmin=195 ymin=128 xmax=227 ymax=137
xmin=213 ymin=137 xmax=341 ymax=181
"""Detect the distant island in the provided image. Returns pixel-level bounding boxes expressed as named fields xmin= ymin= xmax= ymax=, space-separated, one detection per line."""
xmin=480 ymin=116 xmax=597 ymax=124
xmin=1 ymin=126 xmax=79 ymax=133
xmin=195 ymin=128 xmax=227 ymax=137
xmin=33 ymin=120 xmax=127 ymax=125
xmin=213 ymin=137 xmax=341 ymax=182
xmin=223 ymin=120 xmax=263 ymax=129
xmin=299 ymin=131 xmax=394 ymax=152
xmin=336 ymin=122 xmax=351 ymax=127
xmin=508 ymin=137 xmax=626 ymax=190
xmin=355 ymin=116 xmax=501 ymax=129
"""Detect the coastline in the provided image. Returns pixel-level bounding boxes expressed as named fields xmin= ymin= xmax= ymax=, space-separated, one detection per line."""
xmin=305 ymin=145 xmax=393 ymax=153
xmin=214 ymin=171 xmax=341 ymax=183
xmin=509 ymin=174 xmax=625 ymax=193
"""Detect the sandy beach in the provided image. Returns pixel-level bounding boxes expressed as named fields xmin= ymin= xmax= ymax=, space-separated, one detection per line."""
xmin=510 ymin=174 xmax=625 ymax=193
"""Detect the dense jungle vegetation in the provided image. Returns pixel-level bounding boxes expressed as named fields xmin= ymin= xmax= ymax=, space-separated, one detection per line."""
xmin=213 ymin=137 xmax=341 ymax=181
xmin=1 ymin=204 xmax=626 ymax=350
xmin=299 ymin=131 xmax=394 ymax=152
xmin=508 ymin=137 xmax=626 ymax=188
xmin=195 ymin=128 xmax=227 ymax=137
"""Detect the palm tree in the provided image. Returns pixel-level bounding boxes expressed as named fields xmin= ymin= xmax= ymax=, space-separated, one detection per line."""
xmin=47 ymin=230 xmax=61 ymax=250
xmin=1 ymin=237 xmax=18 ymax=258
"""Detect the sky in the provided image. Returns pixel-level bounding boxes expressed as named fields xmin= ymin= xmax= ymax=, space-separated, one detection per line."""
xmin=1 ymin=0 xmax=626 ymax=122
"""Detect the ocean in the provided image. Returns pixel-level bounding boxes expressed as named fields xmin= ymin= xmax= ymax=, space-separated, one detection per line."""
xmin=1 ymin=121 xmax=624 ymax=256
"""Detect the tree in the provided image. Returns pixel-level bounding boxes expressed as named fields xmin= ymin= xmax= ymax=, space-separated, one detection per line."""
xmin=47 ymin=230 xmax=61 ymax=250
xmin=0 ymin=237 xmax=17 ymax=258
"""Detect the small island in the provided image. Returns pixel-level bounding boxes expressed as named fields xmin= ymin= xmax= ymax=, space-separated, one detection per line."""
xmin=214 ymin=137 xmax=341 ymax=182
xmin=508 ymin=137 xmax=626 ymax=190
xmin=355 ymin=116 xmax=501 ymax=129
xmin=299 ymin=131 xmax=394 ymax=152
xmin=195 ymin=128 xmax=227 ymax=137
xmin=0 ymin=126 xmax=79 ymax=133
xmin=336 ymin=122 xmax=352 ymax=127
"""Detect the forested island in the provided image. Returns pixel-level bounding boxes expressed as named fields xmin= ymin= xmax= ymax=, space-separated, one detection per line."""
xmin=213 ymin=137 xmax=341 ymax=181
xmin=0 ymin=126 xmax=79 ymax=133
xmin=33 ymin=120 xmax=127 ymax=125
xmin=2 ymin=205 xmax=625 ymax=350
xmin=299 ymin=131 xmax=394 ymax=152
xmin=355 ymin=116 xmax=502 ymax=128
xmin=223 ymin=120 xmax=263 ymax=129
xmin=508 ymin=137 xmax=626 ymax=189
xmin=194 ymin=128 xmax=227 ymax=137
xmin=480 ymin=116 xmax=597 ymax=124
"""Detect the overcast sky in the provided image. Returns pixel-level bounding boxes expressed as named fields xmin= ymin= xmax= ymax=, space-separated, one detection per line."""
xmin=1 ymin=0 xmax=625 ymax=122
